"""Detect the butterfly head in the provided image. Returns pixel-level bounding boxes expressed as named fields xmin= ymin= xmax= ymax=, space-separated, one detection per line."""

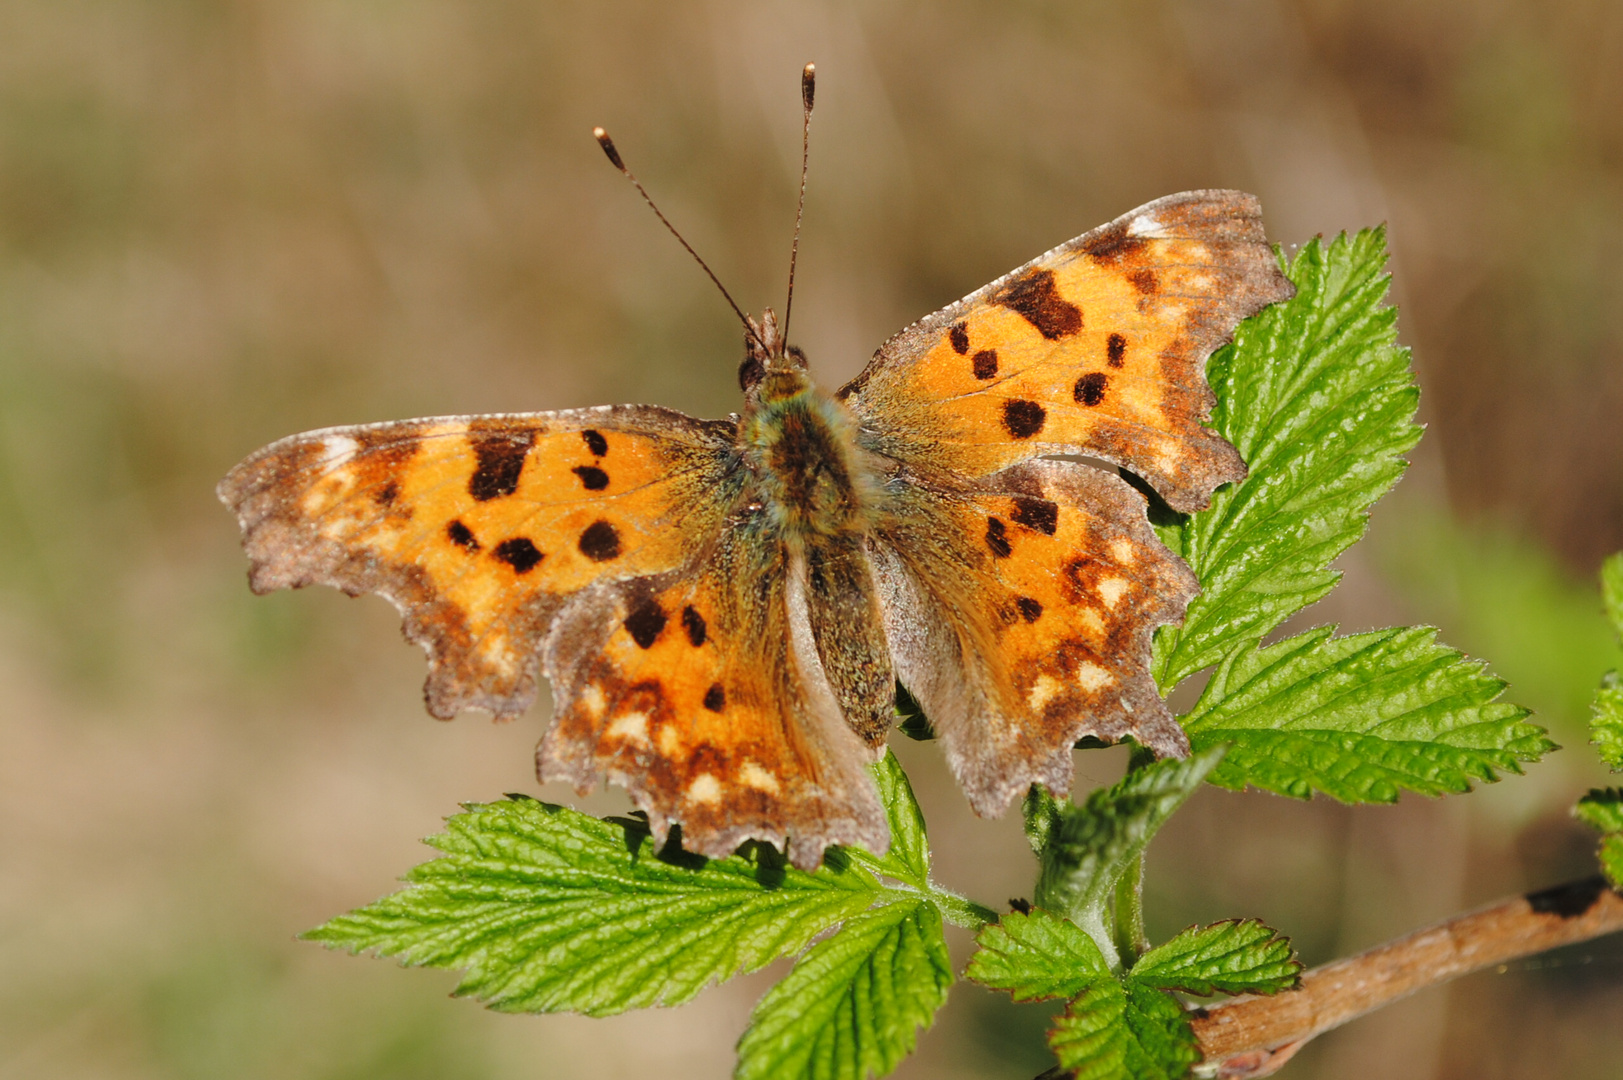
xmin=738 ymin=307 xmax=811 ymax=405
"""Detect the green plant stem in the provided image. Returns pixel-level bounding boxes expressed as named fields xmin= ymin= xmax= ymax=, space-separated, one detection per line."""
xmin=1112 ymin=743 xmax=1159 ymax=965
xmin=933 ymin=888 xmax=999 ymax=929
xmin=1112 ymin=853 xmax=1148 ymax=965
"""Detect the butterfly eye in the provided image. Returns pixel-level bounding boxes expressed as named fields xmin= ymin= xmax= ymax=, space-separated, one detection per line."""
xmin=738 ymin=356 xmax=765 ymax=392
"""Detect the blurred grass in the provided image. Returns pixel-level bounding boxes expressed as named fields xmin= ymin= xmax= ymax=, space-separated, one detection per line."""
xmin=1373 ymin=497 xmax=1623 ymax=746
xmin=1 ymin=1 xmax=1619 ymax=1079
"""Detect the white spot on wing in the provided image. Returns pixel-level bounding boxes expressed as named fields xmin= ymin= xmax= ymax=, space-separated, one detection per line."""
xmin=1076 ymin=661 xmax=1114 ymax=692
xmin=1098 ymin=576 xmax=1130 ymax=609
xmin=1110 ymin=539 xmax=1136 ymax=565
xmin=306 ymin=435 xmax=361 ymax=515
xmin=740 ymin=760 xmax=780 ymax=794
xmin=687 ymin=773 xmax=722 ymax=805
xmin=319 ymin=435 xmax=359 ymax=466
xmin=606 ymin=711 xmax=649 ymax=746
xmin=1127 ymin=213 xmax=1162 ymax=237
xmin=1027 ymin=675 xmax=1064 ymax=712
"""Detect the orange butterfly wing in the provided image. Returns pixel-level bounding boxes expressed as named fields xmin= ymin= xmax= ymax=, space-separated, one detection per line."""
xmin=842 ymin=190 xmax=1292 ymax=512
xmin=871 ymin=460 xmax=1197 ymax=813
xmin=542 ymin=523 xmax=885 ymax=867
xmin=218 ymin=406 xmax=740 ymax=719
xmin=850 ymin=191 xmax=1292 ymax=809
xmin=219 ymin=405 xmax=885 ymax=866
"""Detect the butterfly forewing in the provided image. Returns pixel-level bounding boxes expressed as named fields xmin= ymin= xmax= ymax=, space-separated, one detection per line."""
xmin=841 ymin=190 xmax=1292 ymax=512
xmin=218 ymin=406 xmax=741 ymax=721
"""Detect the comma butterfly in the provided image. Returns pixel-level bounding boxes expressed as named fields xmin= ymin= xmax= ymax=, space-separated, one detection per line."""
xmin=219 ymin=67 xmax=1292 ymax=868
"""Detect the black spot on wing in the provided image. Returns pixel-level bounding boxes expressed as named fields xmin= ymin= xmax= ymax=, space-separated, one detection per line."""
xmin=447 ymin=520 xmax=480 ymax=551
xmin=682 ymin=606 xmax=707 ymax=646
xmin=949 ymin=321 xmax=970 ymax=355
xmin=373 ymin=481 xmax=399 ymax=507
xmin=1011 ymin=497 xmax=1058 ymax=535
xmin=986 ymin=517 xmax=1012 ymax=558
xmin=578 ymin=520 xmax=622 ymax=562
xmin=582 ymin=429 xmax=608 ymax=457
xmin=1106 ymin=333 xmax=1126 ymax=368
xmin=1084 ymin=223 xmax=1146 ymax=263
xmin=493 ymin=537 xmax=543 ymax=574
xmin=1015 ymin=596 xmax=1043 ymax=622
xmin=572 ymin=465 xmax=610 ymax=490
xmin=1074 ymin=372 xmax=1109 ymax=407
xmin=1002 ymin=399 xmax=1046 ymax=438
xmin=469 ymin=430 xmax=535 ymax=501
xmin=972 ymin=349 xmax=999 ymax=380
xmin=991 ymin=268 xmax=1082 ymax=339
xmin=703 ymin=683 xmax=725 ymax=712
xmin=1129 ymin=268 xmax=1158 ymax=295
xmin=624 ymin=598 xmax=667 ymax=649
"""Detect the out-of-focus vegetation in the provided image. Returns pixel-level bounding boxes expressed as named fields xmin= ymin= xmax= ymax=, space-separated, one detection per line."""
xmin=1 ymin=2 xmax=1618 ymax=1078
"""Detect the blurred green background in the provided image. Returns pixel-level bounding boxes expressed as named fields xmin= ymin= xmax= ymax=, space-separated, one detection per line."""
xmin=2 ymin=1 xmax=1620 ymax=1078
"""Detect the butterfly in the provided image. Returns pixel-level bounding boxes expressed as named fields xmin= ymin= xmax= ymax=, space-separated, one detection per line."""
xmin=219 ymin=72 xmax=1292 ymax=870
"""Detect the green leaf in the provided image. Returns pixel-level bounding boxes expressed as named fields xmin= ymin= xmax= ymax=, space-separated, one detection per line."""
xmin=1023 ymin=784 xmax=1063 ymax=856
xmin=1577 ymin=789 xmax=1623 ymax=888
xmin=1600 ymin=835 xmax=1623 ymax=889
xmin=1131 ymin=920 xmax=1300 ymax=996
xmin=969 ymin=912 xmax=1207 ymax=1080
xmin=1575 ymin=788 xmax=1623 ymax=834
xmin=734 ymin=898 xmax=951 ymax=1080
xmin=1593 ymin=672 xmax=1623 ymax=771
xmin=1603 ymin=553 xmax=1623 ymax=639
xmin=729 ymin=752 xmax=968 ymax=1079
xmin=966 ymin=908 xmax=1111 ymax=1002
xmin=303 ymin=798 xmax=880 ymax=1016
xmin=848 ymin=751 xmax=931 ymax=888
xmin=1182 ymin=626 xmax=1552 ymax=802
xmin=848 ymin=752 xmax=995 ymax=930
xmin=1046 ymin=978 xmax=1130 ymax=1079
xmin=1035 ymin=748 xmax=1225 ymax=966
xmin=1154 ymin=229 xmax=1421 ymax=689
xmin=1047 ymin=981 xmax=1199 ymax=1080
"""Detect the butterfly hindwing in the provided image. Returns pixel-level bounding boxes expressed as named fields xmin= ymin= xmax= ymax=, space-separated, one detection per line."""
xmin=541 ymin=520 xmax=886 ymax=868
xmin=872 ymin=460 xmax=1197 ymax=813
xmin=218 ymin=405 xmax=742 ymax=722
xmin=842 ymin=190 xmax=1292 ymax=512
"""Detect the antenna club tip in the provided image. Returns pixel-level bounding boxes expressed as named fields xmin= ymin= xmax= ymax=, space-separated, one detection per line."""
xmin=593 ymin=127 xmax=626 ymax=171
xmin=801 ymin=63 xmax=816 ymax=109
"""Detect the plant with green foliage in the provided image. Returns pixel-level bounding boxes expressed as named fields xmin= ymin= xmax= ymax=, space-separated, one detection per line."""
xmin=1574 ymin=553 xmax=1623 ymax=888
xmin=304 ymin=231 xmax=1614 ymax=1080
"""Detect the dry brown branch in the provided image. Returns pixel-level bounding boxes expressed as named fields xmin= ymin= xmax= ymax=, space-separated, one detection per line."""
xmin=1187 ymin=876 xmax=1623 ymax=1078
xmin=1033 ymin=877 xmax=1623 ymax=1080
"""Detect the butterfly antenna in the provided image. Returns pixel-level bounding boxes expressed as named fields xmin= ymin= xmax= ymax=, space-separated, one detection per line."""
xmin=778 ymin=63 xmax=815 ymax=358
xmin=593 ymin=126 xmax=768 ymax=355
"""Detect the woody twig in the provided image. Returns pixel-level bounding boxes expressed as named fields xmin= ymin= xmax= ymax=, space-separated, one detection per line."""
xmin=1188 ymin=876 xmax=1623 ymax=1078
xmin=1031 ymin=877 xmax=1623 ymax=1080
